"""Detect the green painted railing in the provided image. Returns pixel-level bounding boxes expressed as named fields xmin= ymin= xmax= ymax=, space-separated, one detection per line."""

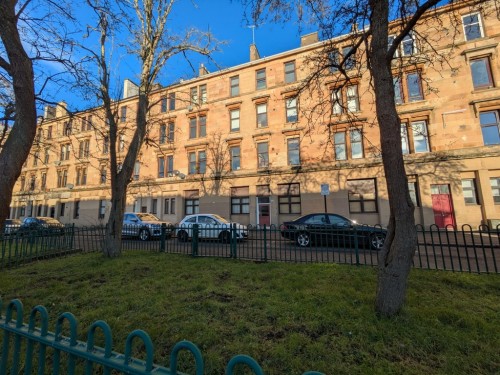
xmin=2 ymin=223 xmax=499 ymax=274
xmin=0 ymin=298 xmax=323 ymax=374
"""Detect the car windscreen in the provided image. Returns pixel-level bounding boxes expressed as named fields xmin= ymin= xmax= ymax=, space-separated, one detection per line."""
xmin=211 ymin=214 xmax=230 ymax=223
xmin=136 ymin=213 xmax=160 ymax=221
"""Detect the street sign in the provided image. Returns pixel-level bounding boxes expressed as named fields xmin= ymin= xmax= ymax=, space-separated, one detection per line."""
xmin=321 ymin=184 xmax=330 ymax=196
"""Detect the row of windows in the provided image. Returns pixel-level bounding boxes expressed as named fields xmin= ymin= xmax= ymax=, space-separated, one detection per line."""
xmin=461 ymin=177 xmax=500 ymax=205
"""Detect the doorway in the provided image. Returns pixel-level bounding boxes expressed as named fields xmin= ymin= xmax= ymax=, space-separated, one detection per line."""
xmin=431 ymin=184 xmax=456 ymax=228
xmin=257 ymin=197 xmax=270 ymax=226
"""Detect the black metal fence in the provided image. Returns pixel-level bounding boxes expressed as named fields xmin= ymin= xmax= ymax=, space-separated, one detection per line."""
xmin=2 ymin=223 xmax=499 ymax=273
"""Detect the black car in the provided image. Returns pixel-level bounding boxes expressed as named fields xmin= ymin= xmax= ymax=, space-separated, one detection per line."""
xmin=3 ymin=219 xmax=21 ymax=236
xmin=281 ymin=213 xmax=386 ymax=250
xmin=19 ymin=217 xmax=65 ymax=235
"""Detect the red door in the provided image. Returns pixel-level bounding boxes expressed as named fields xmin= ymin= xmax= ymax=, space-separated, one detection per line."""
xmin=258 ymin=204 xmax=270 ymax=226
xmin=431 ymin=184 xmax=456 ymax=228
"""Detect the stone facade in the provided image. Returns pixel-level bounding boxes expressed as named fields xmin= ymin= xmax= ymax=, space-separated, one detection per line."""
xmin=9 ymin=0 xmax=500 ymax=228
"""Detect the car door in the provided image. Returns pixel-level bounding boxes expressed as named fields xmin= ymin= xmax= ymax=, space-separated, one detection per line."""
xmin=303 ymin=214 xmax=329 ymax=245
xmin=327 ymin=214 xmax=352 ymax=247
xmin=122 ymin=214 xmax=136 ymax=236
xmin=198 ymin=215 xmax=219 ymax=239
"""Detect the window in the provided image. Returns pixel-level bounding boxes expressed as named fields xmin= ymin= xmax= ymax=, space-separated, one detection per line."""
xmin=33 ymin=152 xmax=38 ymax=167
xmin=334 ymin=132 xmax=347 ymax=160
xmin=41 ymin=172 xmax=47 ymax=189
xmin=60 ymin=203 xmax=65 ymax=217
xmin=103 ymin=136 xmax=109 ymax=154
xmin=480 ymin=111 xmax=500 ymax=145
xmin=462 ymin=179 xmax=479 ymax=204
xmin=470 ymin=57 xmax=494 ymax=89
xmin=230 ymin=76 xmax=239 ymax=96
xmin=230 ymin=146 xmax=241 ymax=171
xmin=256 ymin=69 xmax=266 ymax=90
xmin=278 ymin=183 xmax=301 ymax=214
xmin=119 ymin=135 xmax=126 ymax=152
xmin=98 ymin=200 xmax=106 ymax=219
xmin=257 ymin=142 xmax=269 ymax=168
xmin=165 ymin=155 xmax=173 ymax=176
xmin=60 ymin=144 xmax=71 ymax=161
xmin=199 ymin=84 xmax=207 ymax=104
xmin=190 ymin=87 xmax=198 ymax=105
xmin=76 ymin=167 xmax=87 ymax=186
xmin=347 ymin=179 xmax=378 ymax=213
xmin=74 ymin=200 xmax=80 ymax=219
xmin=29 ymin=175 xmax=35 ymax=190
xmin=120 ymin=106 xmax=127 ymax=122
xmin=185 ymin=191 xmax=199 ymax=215
xmin=189 ymin=116 xmax=206 ymax=139
xmin=406 ymin=72 xmax=423 ymax=101
xmin=394 ymin=76 xmax=403 ymax=104
xmin=350 ymin=129 xmax=363 ymax=159
xmin=151 ymin=199 xmax=158 ymax=214
xmin=329 ymin=48 xmax=340 ymax=72
xmin=342 ymin=46 xmax=355 ymax=70
xmin=401 ymin=33 xmax=416 ymax=56
xmin=287 ymin=138 xmax=300 ymax=166
xmin=100 ymin=166 xmax=107 ymax=184
xmin=491 ymin=178 xmax=500 ymax=204
xmin=286 ymin=97 xmax=298 ymax=123
xmin=159 ymin=124 xmax=166 ymax=144
xmin=169 ymin=92 xmax=176 ymax=110
xmin=44 ymin=149 xmax=50 ymax=164
xmin=332 ymin=85 xmax=359 ymax=114
xmin=256 ymin=103 xmax=268 ymax=127
xmin=133 ymin=161 xmax=140 ymax=181
xmin=79 ymin=140 xmax=90 ymax=158
xmin=158 ymin=156 xmax=165 ymax=178
xmin=20 ymin=175 xmax=26 ymax=191
xmin=57 ymin=169 xmax=68 ymax=188
xmin=411 ymin=121 xmax=430 ymax=153
xmin=463 ymin=13 xmax=484 ymax=41
xmin=387 ymin=35 xmax=399 ymax=58
xmin=47 ymin=126 xmax=52 ymax=139
xmin=408 ymin=179 xmax=420 ymax=207
xmin=188 ymin=151 xmax=206 ymax=174
xmin=401 ymin=124 xmax=410 ymax=154
xmin=64 ymin=121 xmax=72 ymax=136
xmin=284 ymin=61 xmax=296 ymax=83
xmin=230 ymin=109 xmax=240 ymax=132
xmin=164 ymin=198 xmax=176 ymax=215
xmin=161 ymin=97 xmax=167 ymax=112
xmin=168 ymin=122 xmax=175 ymax=143
xmin=231 ymin=187 xmax=250 ymax=214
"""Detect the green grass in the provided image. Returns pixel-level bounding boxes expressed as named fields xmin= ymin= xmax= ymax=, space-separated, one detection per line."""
xmin=1 ymin=251 xmax=499 ymax=374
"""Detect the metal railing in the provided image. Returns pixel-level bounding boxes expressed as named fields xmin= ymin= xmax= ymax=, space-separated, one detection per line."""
xmin=2 ymin=223 xmax=499 ymax=273
xmin=0 ymin=298 xmax=322 ymax=375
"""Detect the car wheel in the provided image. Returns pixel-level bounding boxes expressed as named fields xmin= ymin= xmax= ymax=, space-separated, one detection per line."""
xmin=177 ymin=230 xmax=189 ymax=243
xmin=370 ymin=233 xmax=385 ymax=250
xmin=219 ymin=231 xmax=230 ymax=244
xmin=139 ymin=229 xmax=151 ymax=241
xmin=296 ymin=232 xmax=311 ymax=247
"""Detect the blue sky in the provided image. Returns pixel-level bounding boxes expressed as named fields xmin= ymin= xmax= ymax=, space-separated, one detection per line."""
xmin=55 ymin=0 xmax=317 ymax=111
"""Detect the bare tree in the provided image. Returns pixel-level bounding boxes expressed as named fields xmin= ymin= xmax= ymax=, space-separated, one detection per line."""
xmin=0 ymin=0 xmax=81 ymax=233
xmin=84 ymin=0 xmax=220 ymax=257
xmin=241 ymin=0 xmax=495 ymax=316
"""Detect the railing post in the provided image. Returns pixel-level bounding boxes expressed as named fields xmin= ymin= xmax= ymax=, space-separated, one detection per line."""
xmin=192 ymin=224 xmax=199 ymax=257
xmin=353 ymin=226 xmax=360 ymax=266
xmin=230 ymin=223 xmax=237 ymax=259
xmin=160 ymin=223 xmax=166 ymax=253
xmin=263 ymin=225 xmax=268 ymax=262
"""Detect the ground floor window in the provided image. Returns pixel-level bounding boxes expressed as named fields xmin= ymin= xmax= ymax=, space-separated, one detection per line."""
xmin=347 ymin=178 xmax=378 ymax=213
xmin=278 ymin=183 xmax=301 ymax=214
xmin=490 ymin=177 xmax=500 ymax=204
xmin=185 ymin=199 xmax=199 ymax=215
xmin=461 ymin=179 xmax=480 ymax=205
xmin=164 ymin=198 xmax=176 ymax=215
xmin=231 ymin=186 xmax=250 ymax=214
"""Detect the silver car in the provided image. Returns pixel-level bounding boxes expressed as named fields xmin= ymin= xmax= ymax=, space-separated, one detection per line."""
xmin=122 ymin=213 xmax=173 ymax=241
xmin=176 ymin=214 xmax=248 ymax=243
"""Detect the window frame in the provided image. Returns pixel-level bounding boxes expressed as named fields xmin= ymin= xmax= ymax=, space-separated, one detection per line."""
xmin=470 ymin=56 xmax=494 ymax=90
xmin=256 ymin=68 xmax=267 ymax=90
xmin=230 ymin=145 xmax=241 ymax=171
xmin=230 ymin=109 xmax=240 ymax=132
xmin=256 ymin=102 xmax=268 ymax=127
xmin=278 ymin=183 xmax=301 ymax=215
xmin=257 ymin=142 xmax=269 ymax=169
xmin=490 ymin=177 xmax=500 ymax=204
xmin=284 ymin=61 xmax=296 ymax=83
xmin=230 ymin=75 xmax=240 ymax=96
xmin=461 ymin=178 xmax=480 ymax=205
xmin=347 ymin=178 xmax=378 ymax=213
xmin=479 ymin=110 xmax=500 ymax=145
xmin=287 ymin=138 xmax=300 ymax=166
xmin=285 ymin=96 xmax=298 ymax=123
xmin=406 ymin=72 xmax=424 ymax=102
xmin=462 ymin=12 xmax=484 ymax=41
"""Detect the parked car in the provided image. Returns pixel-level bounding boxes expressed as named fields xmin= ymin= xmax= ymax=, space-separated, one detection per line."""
xmin=176 ymin=214 xmax=248 ymax=243
xmin=19 ymin=217 xmax=65 ymax=235
xmin=281 ymin=213 xmax=386 ymax=250
xmin=122 ymin=212 xmax=173 ymax=241
xmin=3 ymin=219 xmax=21 ymax=236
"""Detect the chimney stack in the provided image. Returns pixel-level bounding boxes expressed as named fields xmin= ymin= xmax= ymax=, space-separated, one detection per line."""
xmin=300 ymin=32 xmax=318 ymax=47
xmin=123 ymin=79 xmax=139 ymax=99
xmin=250 ymin=44 xmax=261 ymax=61
xmin=55 ymin=101 xmax=68 ymax=118
xmin=199 ymin=63 xmax=209 ymax=76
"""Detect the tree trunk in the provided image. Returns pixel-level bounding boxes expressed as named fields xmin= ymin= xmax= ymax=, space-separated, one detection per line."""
xmin=103 ymin=184 xmax=127 ymax=257
xmin=0 ymin=3 xmax=37 ymax=231
xmin=369 ymin=0 xmax=417 ymax=316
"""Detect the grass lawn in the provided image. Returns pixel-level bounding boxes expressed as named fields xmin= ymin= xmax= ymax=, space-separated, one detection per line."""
xmin=0 ymin=251 xmax=499 ymax=374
